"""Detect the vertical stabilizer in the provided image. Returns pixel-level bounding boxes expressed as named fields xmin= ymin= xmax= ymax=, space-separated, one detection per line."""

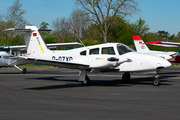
xmin=132 ymin=35 xmax=150 ymax=53
xmin=24 ymin=26 xmax=50 ymax=58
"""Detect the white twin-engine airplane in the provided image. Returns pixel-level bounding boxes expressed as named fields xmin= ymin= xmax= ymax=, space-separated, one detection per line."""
xmin=132 ymin=35 xmax=176 ymax=60
xmin=0 ymin=43 xmax=82 ymax=74
xmin=4 ymin=26 xmax=171 ymax=86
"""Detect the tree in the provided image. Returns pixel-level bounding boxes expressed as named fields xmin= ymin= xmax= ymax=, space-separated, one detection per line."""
xmin=3 ymin=0 xmax=28 ymax=45
xmin=69 ymin=9 xmax=91 ymax=41
xmin=39 ymin=21 xmax=57 ymax=44
xmin=76 ymin=0 xmax=139 ymax=43
xmin=132 ymin=18 xmax=150 ymax=35
xmin=52 ymin=17 xmax=72 ymax=42
xmin=157 ymin=31 xmax=169 ymax=39
xmin=107 ymin=16 xmax=136 ymax=45
xmin=177 ymin=32 xmax=180 ymax=38
xmin=40 ymin=21 xmax=49 ymax=38
xmin=5 ymin=0 xmax=27 ymax=28
xmin=84 ymin=16 xmax=136 ymax=45
xmin=168 ymin=34 xmax=175 ymax=41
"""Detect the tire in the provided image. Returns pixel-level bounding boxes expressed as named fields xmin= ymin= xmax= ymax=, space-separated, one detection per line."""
xmin=81 ymin=75 xmax=90 ymax=86
xmin=122 ymin=72 xmax=130 ymax=83
xmin=153 ymin=79 xmax=161 ymax=86
xmin=22 ymin=68 xmax=27 ymax=74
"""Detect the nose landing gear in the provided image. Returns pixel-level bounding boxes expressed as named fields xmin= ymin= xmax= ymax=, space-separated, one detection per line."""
xmin=153 ymin=74 xmax=160 ymax=86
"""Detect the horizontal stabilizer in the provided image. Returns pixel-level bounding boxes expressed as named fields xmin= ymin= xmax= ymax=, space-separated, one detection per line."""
xmin=4 ymin=28 xmax=52 ymax=32
xmin=3 ymin=28 xmax=32 ymax=32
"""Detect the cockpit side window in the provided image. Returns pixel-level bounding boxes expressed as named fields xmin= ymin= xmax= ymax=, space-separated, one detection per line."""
xmin=102 ymin=47 xmax=115 ymax=55
xmin=117 ymin=44 xmax=134 ymax=55
xmin=80 ymin=50 xmax=86 ymax=56
xmin=89 ymin=48 xmax=99 ymax=55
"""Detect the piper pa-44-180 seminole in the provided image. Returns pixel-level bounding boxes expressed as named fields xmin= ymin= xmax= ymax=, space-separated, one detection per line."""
xmin=0 ymin=42 xmax=82 ymax=74
xmin=4 ymin=26 xmax=171 ymax=86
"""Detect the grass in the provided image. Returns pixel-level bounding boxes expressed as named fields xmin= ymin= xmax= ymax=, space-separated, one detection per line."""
xmin=171 ymin=63 xmax=180 ymax=67
xmin=19 ymin=64 xmax=53 ymax=68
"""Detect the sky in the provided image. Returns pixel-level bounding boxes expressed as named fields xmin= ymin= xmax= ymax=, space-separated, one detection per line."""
xmin=0 ymin=0 xmax=180 ymax=35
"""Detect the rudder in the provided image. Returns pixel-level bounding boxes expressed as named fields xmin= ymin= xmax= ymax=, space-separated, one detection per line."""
xmin=23 ymin=26 xmax=50 ymax=58
xmin=132 ymin=35 xmax=150 ymax=53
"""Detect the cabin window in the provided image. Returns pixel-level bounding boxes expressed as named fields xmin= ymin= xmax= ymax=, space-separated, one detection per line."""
xmin=117 ymin=44 xmax=134 ymax=55
xmin=102 ymin=47 xmax=115 ymax=55
xmin=80 ymin=50 xmax=86 ymax=56
xmin=89 ymin=48 xmax=99 ymax=55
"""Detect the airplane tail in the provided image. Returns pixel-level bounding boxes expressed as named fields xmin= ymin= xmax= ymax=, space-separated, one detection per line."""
xmin=4 ymin=26 xmax=51 ymax=58
xmin=132 ymin=35 xmax=150 ymax=53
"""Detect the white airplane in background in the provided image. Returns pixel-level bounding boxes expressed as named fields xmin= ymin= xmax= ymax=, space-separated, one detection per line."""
xmin=0 ymin=42 xmax=82 ymax=74
xmin=132 ymin=35 xmax=176 ymax=60
xmin=142 ymin=40 xmax=180 ymax=63
xmin=4 ymin=26 xmax=171 ymax=86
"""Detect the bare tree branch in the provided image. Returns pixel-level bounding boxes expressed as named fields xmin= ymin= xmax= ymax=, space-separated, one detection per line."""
xmin=76 ymin=0 xmax=139 ymax=42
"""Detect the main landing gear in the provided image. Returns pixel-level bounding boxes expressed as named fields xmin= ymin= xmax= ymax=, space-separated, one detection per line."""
xmin=122 ymin=72 xmax=130 ymax=83
xmin=79 ymin=70 xmax=90 ymax=86
xmin=14 ymin=65 xmax=27 ymax=74
xmin=81 ymin=75 xmax=90 ymax=86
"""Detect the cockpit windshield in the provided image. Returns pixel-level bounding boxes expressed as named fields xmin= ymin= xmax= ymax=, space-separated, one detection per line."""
xmin=117 ymin=44 xmax=135 ymax=55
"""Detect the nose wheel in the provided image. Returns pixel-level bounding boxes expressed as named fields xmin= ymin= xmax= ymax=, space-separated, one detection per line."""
xmin=153 ymin=74 xmax=160 ymax=86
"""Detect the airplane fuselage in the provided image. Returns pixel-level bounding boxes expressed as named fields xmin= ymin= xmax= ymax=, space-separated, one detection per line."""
xmin=31 ymin=43 xmax=171 ymax=72
xmin=0 ymin=51 xmax=28 ymax=67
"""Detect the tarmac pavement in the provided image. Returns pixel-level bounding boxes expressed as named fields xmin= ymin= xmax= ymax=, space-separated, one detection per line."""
xmin=0 ymin=67 xmax=180 ymax=120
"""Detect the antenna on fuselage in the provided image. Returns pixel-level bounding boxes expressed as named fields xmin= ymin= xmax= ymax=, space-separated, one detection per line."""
xmin=78 ymin=38 xmax=85 ymax=47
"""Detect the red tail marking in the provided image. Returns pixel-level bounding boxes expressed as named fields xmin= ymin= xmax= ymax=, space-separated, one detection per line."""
xmin=144 ymin=41 xmax=161 ymax=45
xmin=132 ymin=35 xmax=142 ymax=40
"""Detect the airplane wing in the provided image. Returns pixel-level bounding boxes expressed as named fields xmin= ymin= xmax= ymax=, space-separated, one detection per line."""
xmin=2 ymin=43 xmax=82 ymax=51
xmin=16 ymin=56 xmax=89 ymax=69
xmin=143 ymin=41 xmax=180 ymax=47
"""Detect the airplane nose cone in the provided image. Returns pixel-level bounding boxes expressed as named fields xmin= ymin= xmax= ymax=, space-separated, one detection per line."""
xmin=143 ymin=54 xmax=171 ymax=69
xmin=161 ymin=54 xmax=173 ymax=60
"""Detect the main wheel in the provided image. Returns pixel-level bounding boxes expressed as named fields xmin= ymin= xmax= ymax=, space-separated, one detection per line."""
xmin=153 ymin=78 xmax=161 ymax=86
xmin=81 ymin=75 xmax=90 ymax=86
xmin=22 ymin=68 xmax=27 ymax=74
xmin=122 ymin=72 xmax=130 ymax=83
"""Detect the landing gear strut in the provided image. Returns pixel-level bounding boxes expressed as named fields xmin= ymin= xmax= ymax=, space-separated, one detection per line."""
xmin=122 ymin=72 xmax=130 ymax=83
xmin=79 ymin=70 xmax=90 ymax=86
xmin=14 ymin=65 xmax=27 ymax=74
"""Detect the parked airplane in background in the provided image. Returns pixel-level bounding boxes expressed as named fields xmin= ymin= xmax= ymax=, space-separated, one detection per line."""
xmin=4 ymin=26 xmax=171 ymax=86
xmin=142 ymin=40 xmax=180 ymax=63
xmin=0 ymin=42 xmax=82 ymax=74
xmin=132 ymin=35 xmax=176 ymax=60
